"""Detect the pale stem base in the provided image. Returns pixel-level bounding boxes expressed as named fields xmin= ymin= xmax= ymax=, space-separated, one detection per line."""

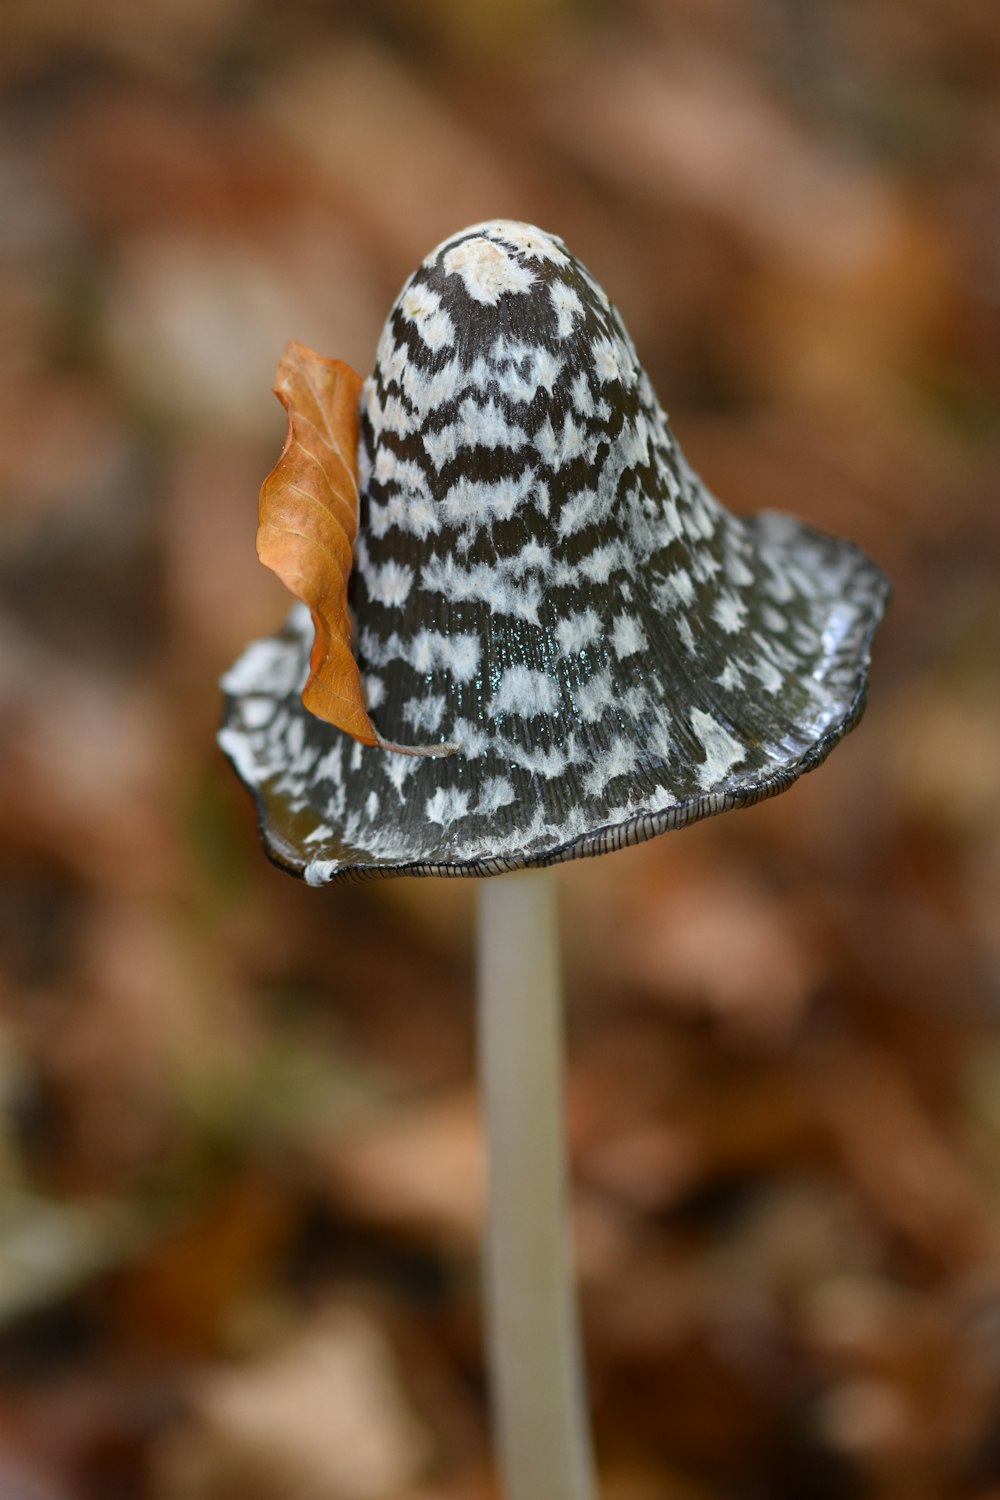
xmin=476 ymin=867 xmax=598 ymax=1500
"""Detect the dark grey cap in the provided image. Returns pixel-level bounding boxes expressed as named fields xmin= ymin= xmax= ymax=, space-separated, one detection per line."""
xmin=219 ymin=220 xmax=888 ymax=884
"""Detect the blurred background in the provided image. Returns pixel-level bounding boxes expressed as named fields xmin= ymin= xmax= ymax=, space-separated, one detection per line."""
xmin=1 ymin=0 xmax=999 ymax=1496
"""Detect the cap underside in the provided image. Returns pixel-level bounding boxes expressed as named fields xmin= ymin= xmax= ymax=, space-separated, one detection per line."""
xmin=219 ymin=221 xmax=889 ymax=883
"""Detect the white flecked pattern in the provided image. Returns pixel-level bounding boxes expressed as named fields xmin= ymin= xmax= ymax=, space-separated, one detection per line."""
xmin=220 ymin=220 xmax=888 ymax=881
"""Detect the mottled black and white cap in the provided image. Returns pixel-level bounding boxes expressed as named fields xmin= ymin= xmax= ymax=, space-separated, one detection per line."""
xmin=220 ymin=219 xmax=888 ymax=883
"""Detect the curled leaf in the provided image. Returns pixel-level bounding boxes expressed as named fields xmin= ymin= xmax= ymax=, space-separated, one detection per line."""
xmin=257 ymin=341 xmax=454 ymax=757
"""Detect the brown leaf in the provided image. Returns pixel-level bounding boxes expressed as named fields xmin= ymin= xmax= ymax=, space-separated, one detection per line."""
xmin=157 ymin=1304 xmax=430 ymax=1500
xmin=256 ymin=340 xmax=452 ymax=756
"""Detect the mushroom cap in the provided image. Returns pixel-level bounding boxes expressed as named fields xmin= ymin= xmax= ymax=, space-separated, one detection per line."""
xmin=220 ymin=220 xmax=889 ymax=884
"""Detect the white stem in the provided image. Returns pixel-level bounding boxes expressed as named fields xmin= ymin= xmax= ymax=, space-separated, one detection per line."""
xmin=476 ymin=867 xmax=598 ymax=1500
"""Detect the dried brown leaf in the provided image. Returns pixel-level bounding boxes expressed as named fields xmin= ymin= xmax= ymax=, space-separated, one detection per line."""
xmin=257 ymin=340 xmax=452 ymax=756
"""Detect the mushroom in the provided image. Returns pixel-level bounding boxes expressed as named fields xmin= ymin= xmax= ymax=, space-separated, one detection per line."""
xmin=219 ymin=219 xmax=888 ymax=1500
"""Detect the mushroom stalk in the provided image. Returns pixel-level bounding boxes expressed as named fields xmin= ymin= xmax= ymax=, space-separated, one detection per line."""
xmin=476 ymin=867 xmax=598 ymax=1500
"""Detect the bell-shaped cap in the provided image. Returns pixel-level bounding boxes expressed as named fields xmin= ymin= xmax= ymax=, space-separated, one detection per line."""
xmin=220 ymin=220 xmax=888 ymax=883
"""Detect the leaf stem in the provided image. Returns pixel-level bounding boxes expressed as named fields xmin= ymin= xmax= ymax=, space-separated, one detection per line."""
xmin=476 ymin=868 xmax=598 ymax=1500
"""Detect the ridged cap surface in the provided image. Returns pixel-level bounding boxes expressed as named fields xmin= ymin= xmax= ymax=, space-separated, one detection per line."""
xmin=220 ymin=220 xmax=889 ymax=883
